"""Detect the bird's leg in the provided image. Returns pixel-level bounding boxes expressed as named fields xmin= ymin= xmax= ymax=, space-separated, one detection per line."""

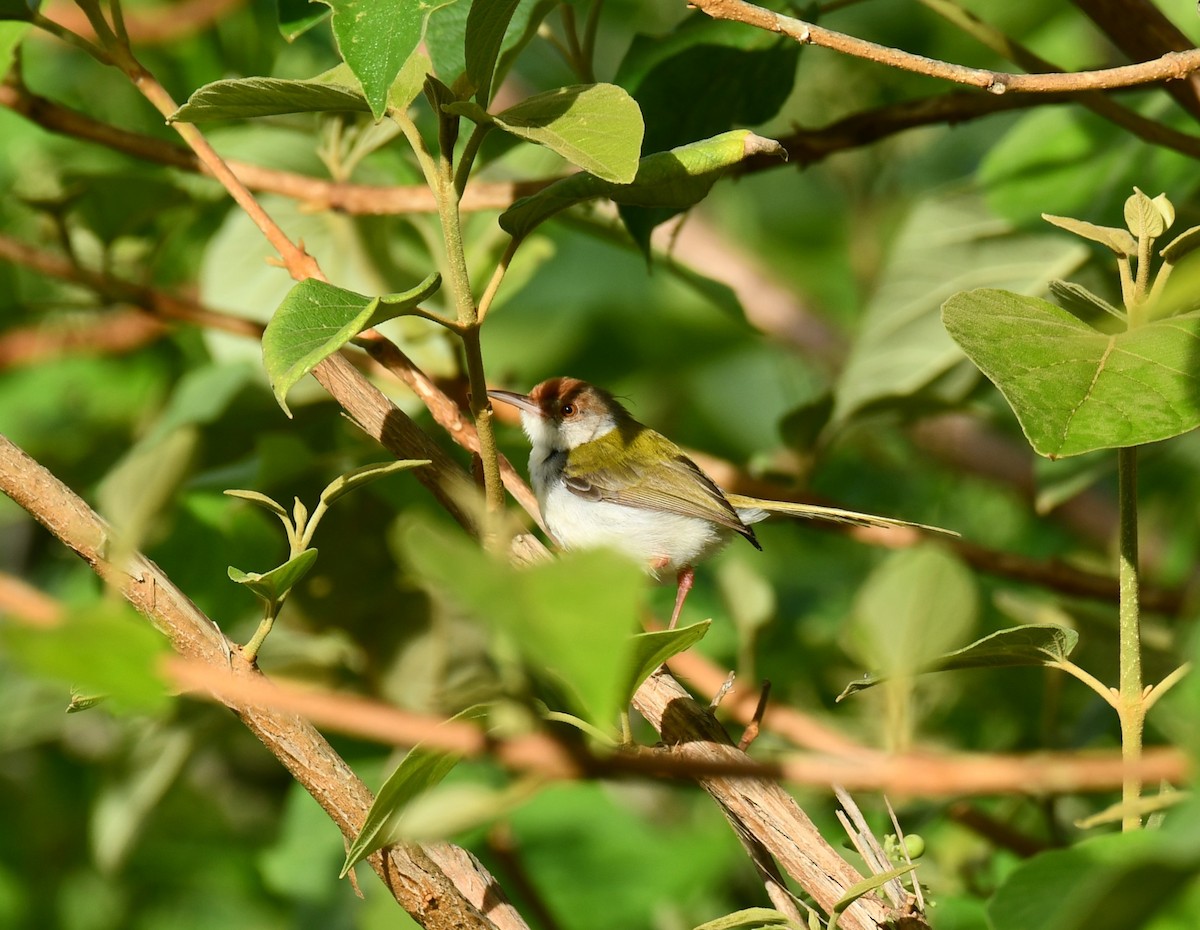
xmin=668 ymin=565 xmax=695 ymax=631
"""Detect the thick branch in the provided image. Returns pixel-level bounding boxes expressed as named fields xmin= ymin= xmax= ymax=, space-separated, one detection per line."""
xmin=0 ymin=432 xmax=527 ymax=930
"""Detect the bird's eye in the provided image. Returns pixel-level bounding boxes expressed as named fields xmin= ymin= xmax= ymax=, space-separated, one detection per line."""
xmin=560 ymin=403 xmax=575 ymax=417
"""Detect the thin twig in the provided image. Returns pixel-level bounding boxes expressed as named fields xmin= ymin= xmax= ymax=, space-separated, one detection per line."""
xmin=737 ymin=680 xmax=771 ymax=751
xmin=689 ymin=0 xmax=1200 ymax=94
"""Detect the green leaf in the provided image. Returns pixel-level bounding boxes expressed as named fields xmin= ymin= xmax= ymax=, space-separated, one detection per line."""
xmin=832 ymin=194 xmax=1088 ymax=425
xmin=0 ymin=0 xmax=36 ymax=21
xmin=499 ymin=130 xmax=783 ymax=241
xmin=1161 ymin=223 xmax=1200 ymax=264
xmin=170 ymin=66 xmax=371 ymax=121
xmin=317 ymin=0 xmax=429 ymax=120
xmin=988 ymin=824 xmax=1200 ymax=930
xmin=143 ymin=362 xmax=258 ymax=446
xmin=943 ymin=289 xmax=1200 ymax=457
xmin=1042 ymin=214 xmax=1136 ymax=256
xmin=622 ymin=622 xmax=710 ymax=707
xmin=276 ymin=0 xmax=330 ymax=41
xmin=2 ymin=602 xmax=171 ymax=714
xmin=842 ymin=546 xmax=978 ymax=681
xmin=223 ymin=489 xmax=289 ymax=520
xmin=1124 ymin=187 xmax=1168 ymax=239
xmin=1048 ymin=279 xmax=1125 ymax=322
xmin=447 ymin=84 xmax=644 ymax=183
xmin=829 ymin=865 xmax=918 ymax=930
xmin=615 ymin=13 xmax=799 ymax=252
xmin=404 ymin=520 xmax=647 ymax=731
xmin=261 ymin=273 xmax=441 ymax=416
xmin=0 ymin=21 xmax=28 ymax=72
xmin=692 ymin=907 xmax=793 ymax=930
xmin=464 ymin=0 xmax=520 ymax=103
xmin=228 ymin=548 xmax=318 ymax=603
xmin=340 ymin=746 xmax=461 ymax=876
xmin=839 ymin=624 xmax=1078 ymax=700
xmin=319 ymin=459 xmax=430 ymax=508
xmin=380 ymin=778 xmax=541 ymax=842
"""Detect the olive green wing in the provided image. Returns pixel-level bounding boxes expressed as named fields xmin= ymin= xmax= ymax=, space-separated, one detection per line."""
xmin=563 ymin=446 xmax=758 ymax=545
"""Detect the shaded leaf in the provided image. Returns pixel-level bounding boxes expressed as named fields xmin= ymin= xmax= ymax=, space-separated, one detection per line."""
xmin=499 ymin=130 xmax=783 ymax=241
xmin=340 ymin=746 xmax=461 ymax=875
xmin=447 ymin=84 xmax=644 ymax=183
xmin=1161 ymin=223 xmax=1200 ymax=264
xmin=464 ymin=0 xmax=520 ymax=103
xmin=171 ymin=66 xmax=370 ymax=121
xmin=261 ymin=274 xmax=441 ymax=416
xmin=320 ymin=459 xmax=430 ymax=508
xmin=317 ymin=0 xmax=428 ymax=120
xmin=833 ymin=194 xmax=1088 ymax=425
xmin=0 ymin=0 xmax=36 ymax=20
xmin=2 ymin=602 xmax=171 ymax=714
xmin=228 ymin=548 xmax=318 ymax=603
xmin=1048 ymin=279 xmax=1125 ymax=322
xmin=404 ymin=520 xmax=647 ymax=731
xmin=842 ymin=546 xmax=977 ymax=683
xmin=276 ymin=0 xmax=330 ymax=41
xmin=383 ymin=779 xmax=541 ymax=842
xmin=1042 ymin=214 xmax=1136 ymax=256
xmin=988 ymin=823 xmax=1200 ymax=930
xmin=622 ymin=622 xmax=710 ymax=707
xmin=943 ymin=289 xmax=1200 ymax=457
xmin=839 ymin=624 xmax=1078 ymax=700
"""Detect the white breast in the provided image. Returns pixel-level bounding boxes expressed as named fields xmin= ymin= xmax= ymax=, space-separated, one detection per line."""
xmin=529 ymin=448 xmax=731 ymax=576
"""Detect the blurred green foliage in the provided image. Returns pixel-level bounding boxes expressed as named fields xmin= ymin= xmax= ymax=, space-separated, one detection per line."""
xmin=2 ymin=1 xmax=1200 ymax=929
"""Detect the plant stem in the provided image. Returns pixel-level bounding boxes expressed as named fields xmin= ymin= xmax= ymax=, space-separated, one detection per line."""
xmin=1116 ymin=445 xmax=1144 ymax=830
xmin=242 ymin=609 xmax=277 ymax=665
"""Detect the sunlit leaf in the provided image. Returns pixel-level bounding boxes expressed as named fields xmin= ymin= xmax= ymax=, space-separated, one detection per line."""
xmin=319 ymin=460 xmax=430 ymax=508
xmin=228 ymin=548 xmax=318 ymax=603
xmin=839 ymin=624 xmax=1078 ymax=700
xmin=340 ymin=746 xmax=461 ymax=875
xmin=261 ymin=274 xmax=441 ymax=416
xmin=499 ymin=130 xmax=783 ymax=241
xmin=1042 ymin=214 xmax=1136 ymax=256
xmin=943 ymin=289 xmax=1200 ymax=457
xmin=692 ymin=907 xmax=793 ymax=930
xmin=447 ymin=84 xmax=644 ymax=183
xmin=622 ymin=622 xmax=710 ymax=707
xmin=316 ymin=0 xmax=428 ymax=120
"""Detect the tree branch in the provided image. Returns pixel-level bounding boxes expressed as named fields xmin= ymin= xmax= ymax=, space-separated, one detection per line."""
xmin=0 ymin=432 xmax=528 ymax=930
xmin=689 ymin=0 xmax=1200 ymax=94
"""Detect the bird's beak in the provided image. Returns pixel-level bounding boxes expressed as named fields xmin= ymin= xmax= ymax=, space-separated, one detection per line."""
xmin=487 ymin=389 xmax=541 ymax=417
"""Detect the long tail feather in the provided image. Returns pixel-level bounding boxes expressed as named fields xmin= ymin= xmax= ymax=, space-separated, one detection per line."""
xmin=724 ymin=493 xmax=959 ymax=537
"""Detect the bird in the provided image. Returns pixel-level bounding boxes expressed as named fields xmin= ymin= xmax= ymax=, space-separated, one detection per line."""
xmin=489 ymin=376 xmax=765 ymax=629
xmin=489 ymin=377 xmax=957 ymax=630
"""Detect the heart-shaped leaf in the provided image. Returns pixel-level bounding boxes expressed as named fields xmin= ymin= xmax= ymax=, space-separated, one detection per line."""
xmin=228 ymin=548 xmax=318 ymax=604
xmin=499 ymin=130 xmax=783 ymax=241
xmin=839 ymin=624 xmax=1079 ymax=700
xmin=447 ymin=84 xmax=644 ymax=183
xmin=943 ymin=289 xmax=1200 ymax=457
xmin=261 ymin=274 xmax=441 ymax=416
